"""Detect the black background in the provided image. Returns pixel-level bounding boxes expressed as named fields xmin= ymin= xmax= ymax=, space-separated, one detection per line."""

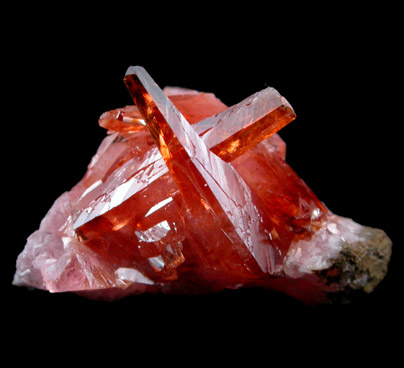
xmin=2 ymin=4 xmax=401 ymax=358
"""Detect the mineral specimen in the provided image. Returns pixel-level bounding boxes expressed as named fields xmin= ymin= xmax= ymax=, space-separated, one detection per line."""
xmin=13 ymin=66 xmax=392 ymax=304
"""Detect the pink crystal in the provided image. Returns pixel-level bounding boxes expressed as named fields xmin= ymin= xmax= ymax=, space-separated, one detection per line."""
xmin=13 ymin=66 xmax=392 ymax=304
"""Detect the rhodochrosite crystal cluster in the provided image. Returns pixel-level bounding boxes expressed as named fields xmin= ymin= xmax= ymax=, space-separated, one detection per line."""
xmin=13 ymin=66 xmax=392 ymax=304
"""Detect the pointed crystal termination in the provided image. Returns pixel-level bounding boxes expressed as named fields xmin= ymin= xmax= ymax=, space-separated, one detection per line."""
xmin=99 ymin=105 xmax=146 ymax=132
xmin=195 ymin=87 xmax=295 ymax=162
xmin=124 ymin=66 xmax=283 ymax=274
xmin=99 ymin=88 xmax=229 ymax=133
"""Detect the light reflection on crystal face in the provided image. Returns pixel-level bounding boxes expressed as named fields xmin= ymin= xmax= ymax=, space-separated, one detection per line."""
xmin=135 ymin=220 xmax=171 ymax=243
xmin=311 ymin=208 xmax=321 ymax=221
xmin=145 ymin=197 xmax=173 ymax=217
xmin=115 ymin=267 xmax=154 ymax=285
xmin=79 ymin=179 xmax=103 ymax=201
xmin=148 ymin=256 xmax=165 ymax=271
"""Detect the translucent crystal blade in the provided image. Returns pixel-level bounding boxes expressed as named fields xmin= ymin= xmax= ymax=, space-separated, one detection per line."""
xmin=193 ymin=87 xmax=295 ymax=162
xmin=124 ymin=66 xmax=280 ymax=273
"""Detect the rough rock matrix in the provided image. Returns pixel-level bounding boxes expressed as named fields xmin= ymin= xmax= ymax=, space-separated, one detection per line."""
xmin=13 ymin=66 xmax=392 ymax=304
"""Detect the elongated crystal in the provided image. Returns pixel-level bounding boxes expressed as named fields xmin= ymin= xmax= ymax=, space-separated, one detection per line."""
xmin=196 ymin=87 xmax=295 ymax=161
xmin=124 ymin=66 xmax=281 ymax=274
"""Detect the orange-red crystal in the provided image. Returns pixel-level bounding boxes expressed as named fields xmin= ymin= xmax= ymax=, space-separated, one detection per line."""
xmin=17 ymin=66 xmax=385 ymax=304
xmin=70 ymin=66 xmax=326 ymax=292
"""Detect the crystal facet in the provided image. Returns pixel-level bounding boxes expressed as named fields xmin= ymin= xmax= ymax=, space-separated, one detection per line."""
xmin=13 ymin=66 xmax=392 ymax=304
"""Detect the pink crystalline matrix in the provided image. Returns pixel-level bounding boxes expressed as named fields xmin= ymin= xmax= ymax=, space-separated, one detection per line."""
xmin=13 ymin=66 xmax=392 ymax=304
